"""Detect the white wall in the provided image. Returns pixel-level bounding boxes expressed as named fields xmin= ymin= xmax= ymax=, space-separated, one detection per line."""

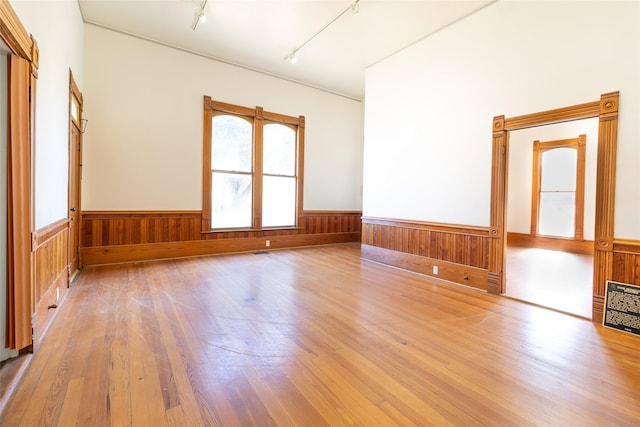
xmin=364 ymin=0 xmax=640 ymax=239
xmin=507 ymin=119 xmax=599 ymax=240
xmin=82 ymin=25 xmax=363 ymax=211
xmin=11 ymin=0 xmax=84 ymax=229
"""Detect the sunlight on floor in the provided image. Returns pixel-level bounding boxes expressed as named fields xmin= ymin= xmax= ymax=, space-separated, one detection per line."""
xmin=505 ymin=246 xmax=593 ymax=318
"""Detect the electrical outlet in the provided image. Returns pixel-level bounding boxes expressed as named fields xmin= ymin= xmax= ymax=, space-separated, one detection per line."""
xmin=433 ymin=266 xmax=438 ymax=275
xmin=266 ymin=240 xmax=270 ymax=247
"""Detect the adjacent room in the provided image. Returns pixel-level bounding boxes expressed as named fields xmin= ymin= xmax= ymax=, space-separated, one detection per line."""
xmin=1 ymin=0 xmax=639 ymax=425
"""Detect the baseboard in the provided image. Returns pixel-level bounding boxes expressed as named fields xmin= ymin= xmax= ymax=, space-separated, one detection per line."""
xmin=82 ymin=232 xmax=361 ymax=265
xmin=361 ymin=244 xmax=488 ymax=291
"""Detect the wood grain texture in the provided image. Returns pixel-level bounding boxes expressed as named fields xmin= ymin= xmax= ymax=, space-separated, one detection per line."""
xmin=33 ymin=222 xmax=70 ymax=351
xmin=507 ymin=232 xmax=594 ymax=255
xmin=361 ymin=217 xmax=489 ymax=273
xmin=492 ymin=92 xmax=620 ymax=322
xmin=612 ymin=239 xmax=640 ymax=287
xmin=82 ymin=232 xmax=360 ymax=266
xmin=82 ymin=211 xmax=361 ymax=248
xmin=3 ymin=244 xmax=640 ymax=426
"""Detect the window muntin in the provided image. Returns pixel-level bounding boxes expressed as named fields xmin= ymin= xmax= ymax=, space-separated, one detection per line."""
xmin=202 ymin=97 xmax=304 ymax=231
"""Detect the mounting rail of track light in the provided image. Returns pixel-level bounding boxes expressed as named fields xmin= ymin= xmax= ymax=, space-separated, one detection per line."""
xmin=192 ymin=0 xmax=208 ymax=31
xmin=284 ymin=0 xmax=360 ymax=64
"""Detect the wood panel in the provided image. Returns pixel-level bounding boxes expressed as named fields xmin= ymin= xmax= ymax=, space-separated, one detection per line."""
xmin=82 ymin=232 xmax=360 ymax=266
xmin=361 ymin=217 xmax=489 ymax=289
xmin=5 ymin=244 xmax=640 ymax=426
xmin=32 ymin=220 xmax=70 ymax=351
xmin=82 ymin=211 xmax=202 ymax=247
xmin=612 ymin=239 xmax=640 ymax=287
xmin=82 ymin=210 xmax=361 ymax=247
xmin=507 ymin=232 xmax=594 ymax=255
xmin=81 ymin=210 xmax=362 ymax=265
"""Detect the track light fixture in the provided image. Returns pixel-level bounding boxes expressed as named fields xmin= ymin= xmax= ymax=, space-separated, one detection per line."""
xmin=192 ymin=0 xmax=208 ymax=31
xmin=351 ymin=0 xmax=360 ymax=16
xmin=284 ymin=0 xmax=361 ymax=64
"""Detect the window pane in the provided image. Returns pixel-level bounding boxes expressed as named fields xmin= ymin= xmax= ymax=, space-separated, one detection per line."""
xmin=263 ymin=124 xmax=295 ymax=175
xmin=541 ymin=148 xmax=576 ymax=191
xmin=212 ymin=115 xmax=252 ymax=172
xmin=539 ymin=192 xmax=575 ymax=238
xmin=263 ymin=176 xmax=296 ymax=227
xmin=211 ymin=172 xmax=252 ymax=228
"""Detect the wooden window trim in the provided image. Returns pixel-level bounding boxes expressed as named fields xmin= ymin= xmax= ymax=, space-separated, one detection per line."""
xmin=202 ymin=96 xmax=305 ymax=232
xmin=530 ymin=134 xmax=586 ymax=240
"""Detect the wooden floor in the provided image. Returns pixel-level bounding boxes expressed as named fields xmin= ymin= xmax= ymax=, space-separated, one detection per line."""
xmin=2 ymin=243 xmax=639 ymax=426
xmin=504 ymin=246 xmax=593 ymax=318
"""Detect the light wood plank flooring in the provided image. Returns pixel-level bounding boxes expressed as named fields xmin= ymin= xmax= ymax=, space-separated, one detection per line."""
xmin=505 ymin=246 xmax=593 ymax=318
xmin=2 ymin=243 xmax=639 ymax=426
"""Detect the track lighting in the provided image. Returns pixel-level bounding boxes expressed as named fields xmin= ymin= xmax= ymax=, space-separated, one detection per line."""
xmin=192 ymin=0 xmax=208 ymax=31
xmin=351 ymin=0 xmax=360 ymax=16
xmin=284 ymin=0 xmax=362 ymax=64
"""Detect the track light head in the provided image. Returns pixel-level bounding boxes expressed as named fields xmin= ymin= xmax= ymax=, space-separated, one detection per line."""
xmin=351 ymin=0 xmax=360 ymax=16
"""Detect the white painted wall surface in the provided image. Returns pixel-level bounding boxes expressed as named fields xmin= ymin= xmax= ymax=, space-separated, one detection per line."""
xmin=11 ymin=0 xmax=84 ymax=229
xmin=507 ymin=119 xmax=599 ymax=240
xmin=364 ymin=1 xmax=640 ymax=239
xmin=82 ymin=25 xmax=364 ymax=211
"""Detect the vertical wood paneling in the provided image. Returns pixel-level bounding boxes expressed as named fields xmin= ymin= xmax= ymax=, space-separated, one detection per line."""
xmin=82 ymin=211 xmax=361 ymax=248
xmin=35 ymin=228 xmax=68 ymax=301
xmin=612 ymin=241 xmax=640 ymax=287
xmin=361 ymin=218 xmax=490 ymax=271
xmin=33 ymin=220 xmax=70 ymax=350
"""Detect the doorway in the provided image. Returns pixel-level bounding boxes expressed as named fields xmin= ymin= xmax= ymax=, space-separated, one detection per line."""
xmin=503 ymin=119 xmax=598 ymax=318
xmin=488 ymin=92 xmax=619 ymax=323
xmin=68 ymin=71 xmax=83 ymax=278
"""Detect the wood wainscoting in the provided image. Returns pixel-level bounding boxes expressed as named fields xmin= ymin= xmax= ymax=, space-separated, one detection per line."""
xmin=612 ymin=239 xmax=640 ymax=287
xmin=81 ymin=210 xmax=362 ymax=265
xmin=361 ymin=217 xmax=490 ymax=290
xmin=32 ymin=218 xmax=71 ymax=350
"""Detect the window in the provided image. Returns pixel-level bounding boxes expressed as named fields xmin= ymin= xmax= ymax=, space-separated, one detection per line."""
xmin=202 ymin=97 xmax=305 ymax=231
xmin=530 ymin=135 xmax=586 ymax=240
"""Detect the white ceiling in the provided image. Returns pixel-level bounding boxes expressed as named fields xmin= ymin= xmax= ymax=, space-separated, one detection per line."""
xmin=78 ymin=0 xmax=494 ymax=100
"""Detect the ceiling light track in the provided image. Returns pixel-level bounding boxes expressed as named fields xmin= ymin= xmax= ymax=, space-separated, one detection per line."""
xmin=192 ymin=0 xmax=208 ymax=31
xmin=284 ymin=0 xmax=360 ymax=64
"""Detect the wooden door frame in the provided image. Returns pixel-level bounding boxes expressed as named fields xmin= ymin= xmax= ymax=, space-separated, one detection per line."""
xmin=0 ymin=2 xmax=39 ymax=351
xmin=68 ymin=70 xmax=83 ymax=276
xmin=488 ymin=92 xmax=619 ymax=323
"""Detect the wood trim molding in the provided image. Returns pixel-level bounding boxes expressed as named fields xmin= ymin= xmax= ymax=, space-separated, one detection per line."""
xmin=0 ymin=1 xmax=33 ymax=60
xmin=82 ymin=232 xmax=360 ymax=266
xmin=32 ymin=218 xmax=69 ymax=249
xmin=530 ymin=134 xmax=587 ymax=240
xmin=490 ymin=92 xmax=619 ymax=322
xmin=361 ymin=217 xmax=490 ymax=288
xmin=504 ymin=101 xmax=600 ymax=130
xmin=362 ymin=217 xmax=489 ymax=236
xmin=201 ymin=97 xmax=305 ymax=233
xmin=82 ymin=210 xmax=202 ymax=218
xmin=362 ymin=244 xmax=488 ymax=291
xmin=507 ymin=232 xmax=594 ymax=255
